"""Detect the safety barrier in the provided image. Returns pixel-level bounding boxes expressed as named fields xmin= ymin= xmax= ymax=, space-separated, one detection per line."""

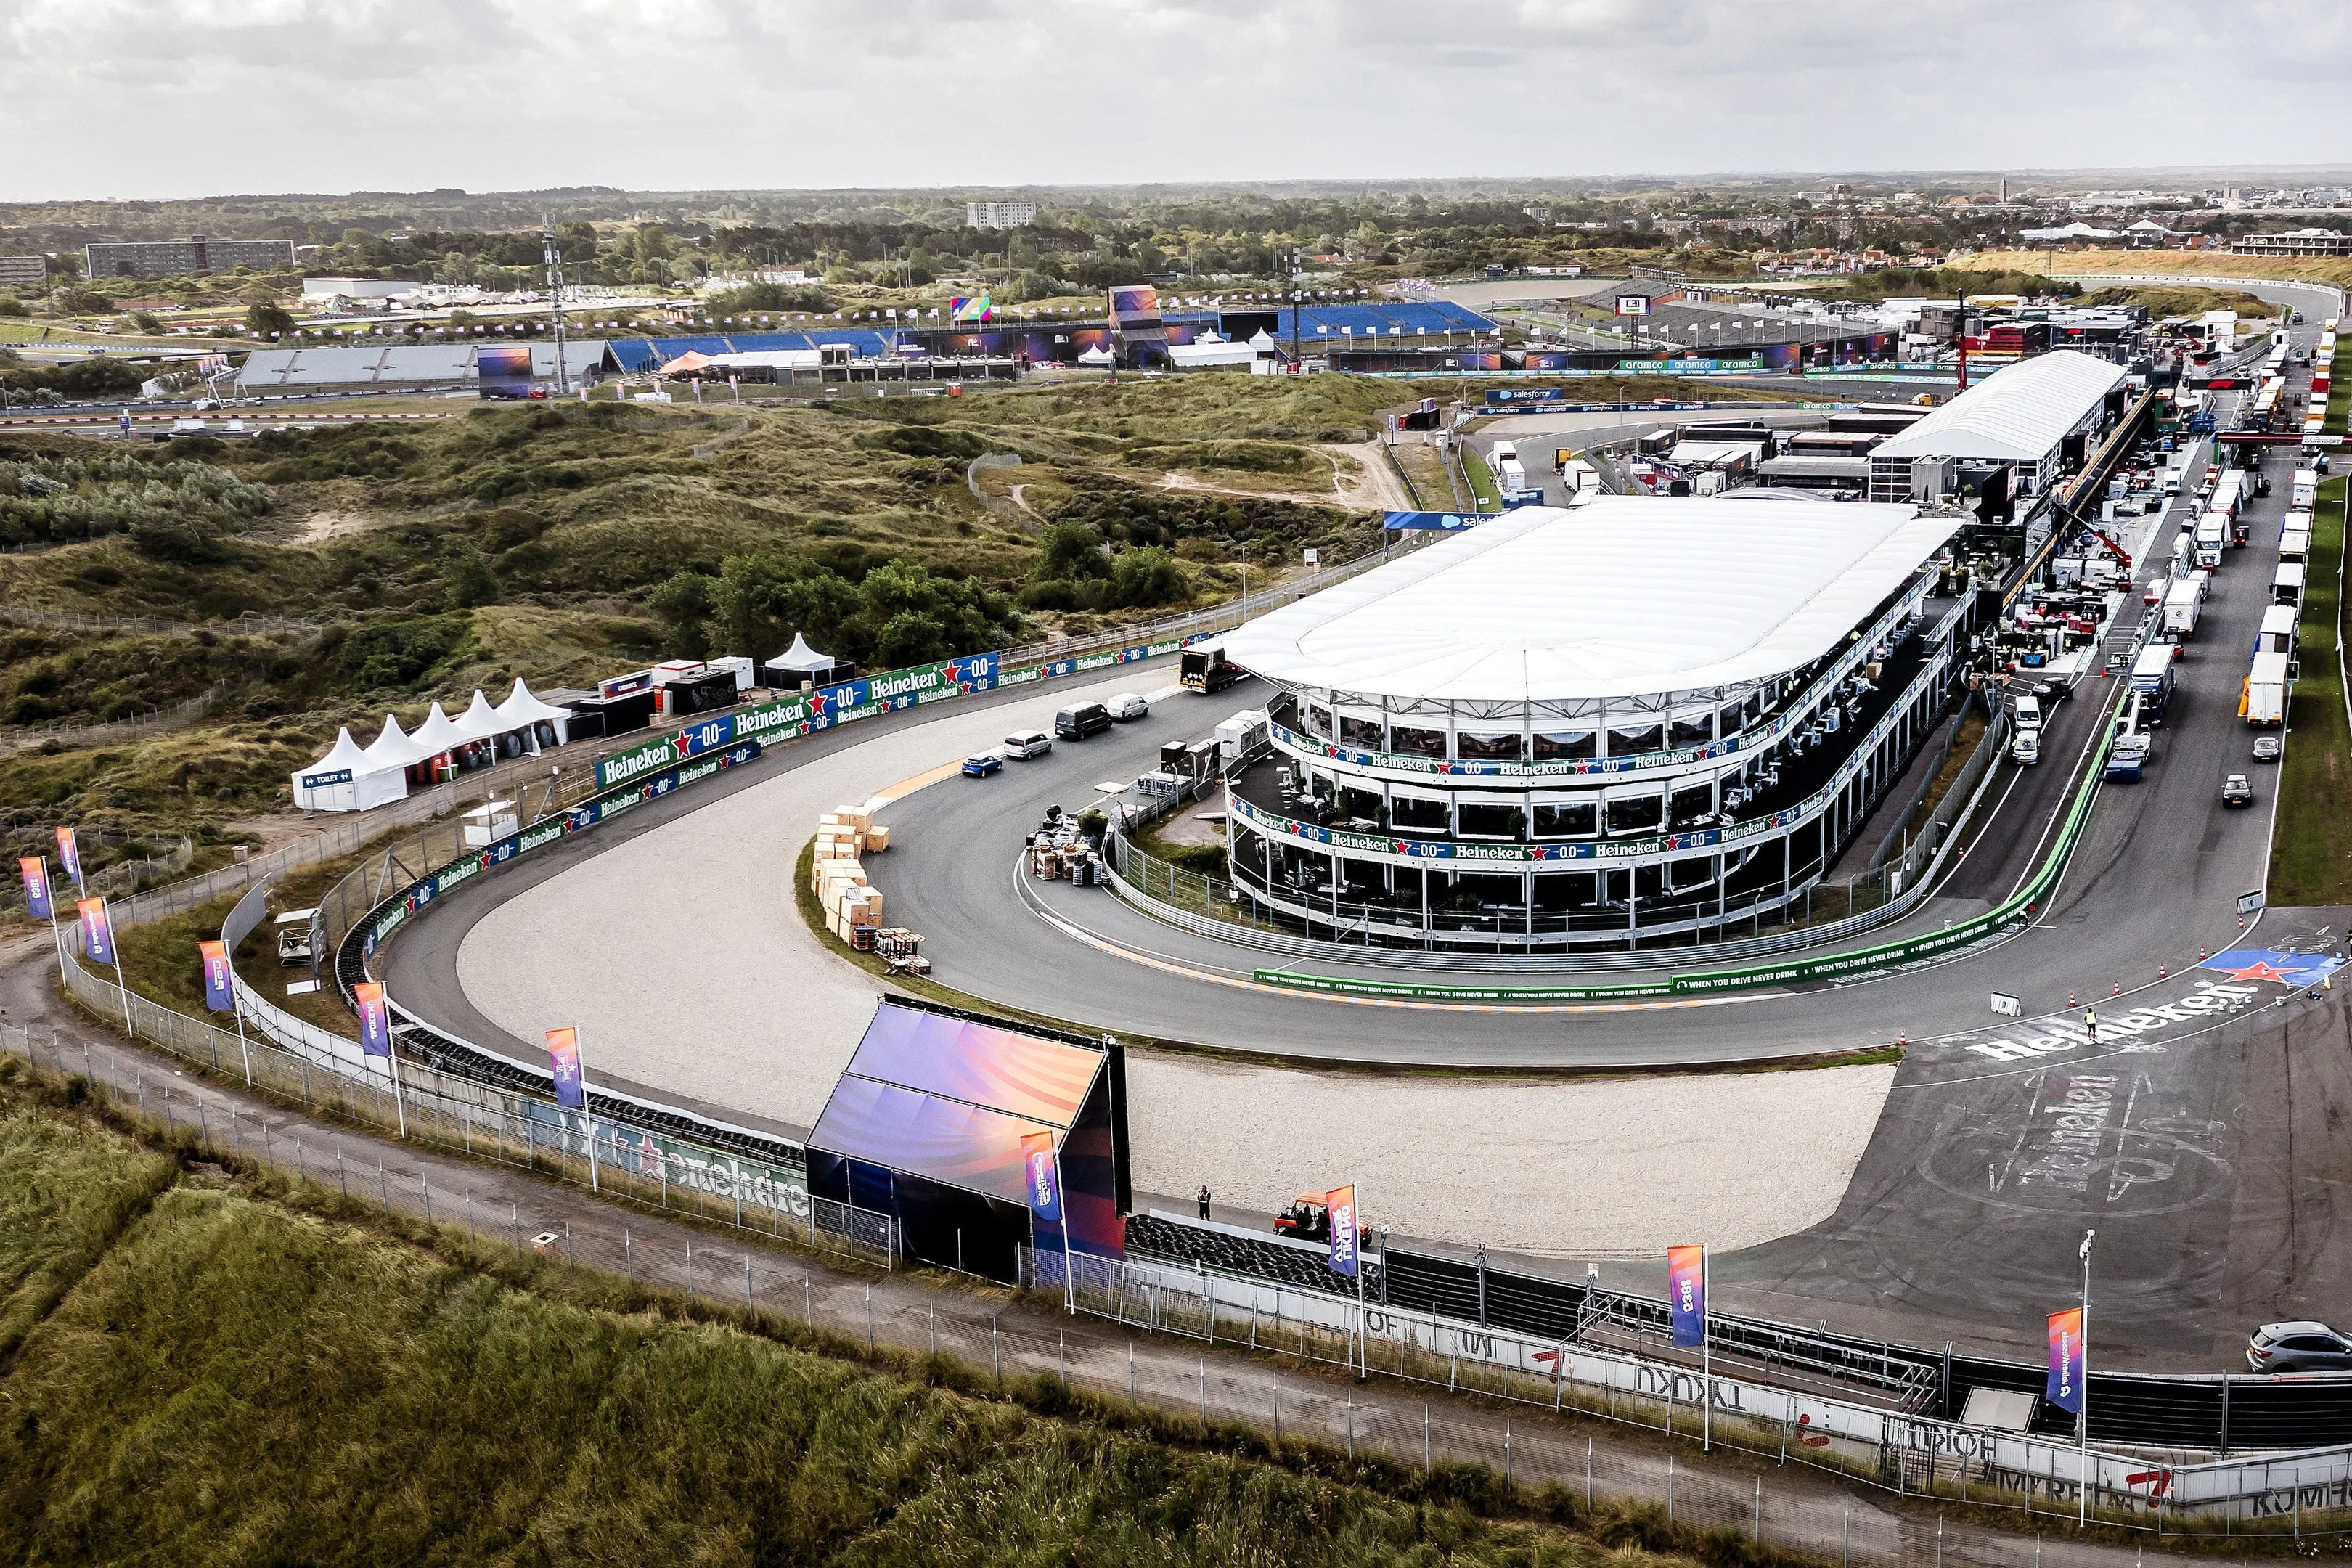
xmin=1050 ymin=1244 xmax=2352 ymax=1535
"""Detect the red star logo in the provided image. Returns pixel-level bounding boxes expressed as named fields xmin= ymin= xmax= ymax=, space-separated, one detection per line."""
xmin=2223 ymin=960 xmax=2295 ymax=984
xmin=807 ymin=689 xmax=830 ymax=714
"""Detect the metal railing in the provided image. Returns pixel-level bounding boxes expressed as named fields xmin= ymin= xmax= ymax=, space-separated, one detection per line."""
xmin=50 ymin=930 xmax=896 ymax=1270
xmin=0 ymin=680 xmax=233 ymax=751
xmin=0 ymin=605 xmax=322 ymax=638
xmin=1045 ymin=1246 xmax=2352 ymax=1541
xmin=0 ymin=833 xmax=193 ymax=916
xmin=1102 ymin=699 xmax=2009 ymax=971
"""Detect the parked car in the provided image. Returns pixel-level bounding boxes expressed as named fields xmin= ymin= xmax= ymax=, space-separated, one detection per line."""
xmin=1106 ymin=692 xmax=1149 ymax=722
xmin=961 ymin=752 xmax=1003 ymax=778
xmin=1004 ymin=730 xmax=1053 ymax=760
xmin=2253 ymin=735 xmax=2283 ymax=764
xmin=2249 ymin=1321 xmax=2352 ymax=1373
xmin=2222 ymin=774 xmax=2255 ymax=809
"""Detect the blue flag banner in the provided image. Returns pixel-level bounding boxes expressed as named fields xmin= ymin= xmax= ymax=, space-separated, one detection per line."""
xmin=547 ymin=1027 xmax=586 ymax=1110
xmin=355 ymin=981 xmax=391 ymax=1058
xmin=76 ymin=898 xmax=116 ymax=966
xmin=1383 ymin=510 xmax=1483 ymax=531
xmin=1668 ymin=1244 xmax=1707 ymax=1349
xmin=18 ymin=856 xmax=51 ymax=921
xmin=2047 ymin=1308 xmax=2085 ymax=1414
xmin=198 ymin=939 xmax=234 ymax=1013
xmin=1326 ymin=1184 xmax=1360 ymax=1278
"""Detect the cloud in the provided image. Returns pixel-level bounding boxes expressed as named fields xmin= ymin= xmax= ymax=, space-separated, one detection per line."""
xmin=3 ymin=0 xmax=2350 ymax=199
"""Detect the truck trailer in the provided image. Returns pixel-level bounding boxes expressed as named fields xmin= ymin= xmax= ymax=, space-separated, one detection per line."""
xmin=2244 ymin=649 xmax=2291 ymax=726
xmin=2162 ymin=577 xmax=2202 ymax=640
xmin=2129 ymin=643 xmax=2177 ymax=724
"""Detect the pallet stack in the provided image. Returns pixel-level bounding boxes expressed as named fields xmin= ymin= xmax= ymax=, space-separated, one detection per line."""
xmin=812 ymin=802 xmax=891 ymax=949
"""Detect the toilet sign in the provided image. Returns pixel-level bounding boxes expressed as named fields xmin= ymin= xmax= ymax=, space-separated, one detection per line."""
xmin=1990 ymin=992 xmax=2022 ymax=1016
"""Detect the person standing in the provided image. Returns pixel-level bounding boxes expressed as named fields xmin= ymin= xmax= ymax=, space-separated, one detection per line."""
xmin=1197 ymin=1185 xmax=1212 ymax=1221
xmin=2085 ymin=1008 xmax=2099 ymax=1045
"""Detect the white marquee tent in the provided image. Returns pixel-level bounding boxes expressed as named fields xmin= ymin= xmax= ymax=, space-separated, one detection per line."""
xmin=290 ymin=679 xmax=579 ymax=814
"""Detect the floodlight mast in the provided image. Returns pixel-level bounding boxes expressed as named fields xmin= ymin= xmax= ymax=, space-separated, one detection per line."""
xmin=544 ymin=219 xmax=570 ymax=396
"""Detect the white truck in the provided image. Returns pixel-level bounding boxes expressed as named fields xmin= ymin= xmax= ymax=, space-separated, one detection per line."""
xmin=2163 ymin=576 xmax=2202 ymax=639
xmin=2293 ymin=469 xmax=2319 ymax=510
xmin=2245 ymin=649 xmax=2291 ymax=727
xmin=2194 ymin=515 xmax=2227 ymax=569
xmin=2273 ymin=561 xmax=2306 ymax=605
xmin=2279 ymin=525 xmax=2311 ymax=565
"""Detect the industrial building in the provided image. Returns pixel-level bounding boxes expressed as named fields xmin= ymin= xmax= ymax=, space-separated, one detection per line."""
xmin=1217 ymin=496 xmax=1967 ymax=950
xmin=0 ymin=256 xmax=46 ymax=293
xmin=1867 ymin=349 xmax=2130 ymax=506
xmin=84 ymin=237 xmax=296 ymax=279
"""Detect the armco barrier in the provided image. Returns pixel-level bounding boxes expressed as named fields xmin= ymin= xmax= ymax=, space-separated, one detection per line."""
xmin=1251 ymin=666 xmax=2125 ymax=1003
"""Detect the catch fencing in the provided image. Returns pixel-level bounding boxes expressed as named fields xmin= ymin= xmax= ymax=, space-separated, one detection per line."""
xmin=1045 ymin=1245 xmax=2352 ymax=1542
xmin=0 ymin=833 xmax=194 ymax=917
xmin=51 ymin=916 xmax=895 ymax=1270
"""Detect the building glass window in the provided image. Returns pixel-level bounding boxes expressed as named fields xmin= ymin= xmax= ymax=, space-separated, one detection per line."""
xmin=1532 ymin=729 xmax=1597 ymax=760
xmin=1718 ymin=700 xmax=1744 ymax=738
xmin=1302 ymin=703 xmax=1333 ymax=740
xmin=1339 ymin=714 xmax=1383 ymax=750
xmin=1457 ymin=730 xmax=1523 ymax=761
xmin=1456 ymin=800 xmax=1524 ymax=839
xmin=1390 ymin=724 xmax=1447 ymax=757
xmin=1670 ymin=715 xmax=1712 ymax=751
xmin=1532 ymin=799 xmax=1597 ymax=838
xmin=1605 ymin=791 xmax=1664 ymax=834
xmin=1670 ymin=781 xmax=1715 ymax=829
xmin=1390 ymin=792 xmax=1448 ymax=831
xmin=1609 ymin=724 xmax=1664 ymax=757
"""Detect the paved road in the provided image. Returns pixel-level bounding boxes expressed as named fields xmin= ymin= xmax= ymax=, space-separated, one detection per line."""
xmin=0 ymin=942 xmax=2166 ymax=1568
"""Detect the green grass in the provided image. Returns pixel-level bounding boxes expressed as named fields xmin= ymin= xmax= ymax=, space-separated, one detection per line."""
xmin=0 ymin=1075 xmax=1721 ymax=1567
xmin=2270 ymin=475 xmax=2352 ymax=904
xmin=1460 ymin=446 xmax=1503 ymax=510
xmin=0 ymin=1077 xmax=178 ymax=1360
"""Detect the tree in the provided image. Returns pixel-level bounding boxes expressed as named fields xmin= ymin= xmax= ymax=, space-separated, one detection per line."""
xmin=126 ymin=310 xmax=161 ymax=334
xmin=244 ymin=301 xmax=296 ymax=339
xmin=1110 ymin=545 xmax=1187 ymax=608
xmin=0 ymin=297 xmax=23 ymax=317
xmin=649 ymin=570 xmax=718 ymax=658
xmin=1034 ymin=521 xmax=1109 ymax=581
xmin=440 ymin=535 xmax=498 ymax=609
xmin=711 ymin=552 xmax=859 ymax=656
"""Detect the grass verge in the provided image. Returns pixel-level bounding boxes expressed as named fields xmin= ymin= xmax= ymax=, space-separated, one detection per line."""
xmin=0 ymin=1067 xmax=1772 ymax=1567
xmin=2269 ymin=474 xmax=2352 ymax=903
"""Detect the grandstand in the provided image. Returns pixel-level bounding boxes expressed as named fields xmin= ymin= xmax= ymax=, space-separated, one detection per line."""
xmin=233 ymin=341 xmax=606 ymax=395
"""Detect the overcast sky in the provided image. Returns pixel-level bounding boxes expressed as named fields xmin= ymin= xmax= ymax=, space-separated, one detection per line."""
xmin=7 ymin=0 xmax=2351 ymax=202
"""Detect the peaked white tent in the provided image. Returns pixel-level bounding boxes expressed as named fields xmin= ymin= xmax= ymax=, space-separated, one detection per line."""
xmin=407 ymin=701 xmax=468 ymax=759
xmin=291 ymin=726 xmax=407 ymax=813
xmin=492 ymin=678 xmax=573 ymax=748
xmin=359 ymin=712 xmax=433 ymax=773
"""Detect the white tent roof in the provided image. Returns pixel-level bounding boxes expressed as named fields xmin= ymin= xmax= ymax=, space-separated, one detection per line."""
xmin=359 ymin=712 xmax=433 ymax=772
xmin=492 ymin=677 xmax=572 ymax=727
xmin=298 ymin=726 xmax=368 ymax=780
xmin=769 ymin=632 xmax=838 ymax=671
xmin=452 ymin=689 xmax=507 ymax=743
xmin=1076 ymin=345 xmax=1116 ymax=364
xmin=1874 ymin=350 xmax=2128 ymax=464
xmin=1220 ymin=497 xmax=1960 ymax=705
xmin=406 ymin=702 xmax=467 ymax=756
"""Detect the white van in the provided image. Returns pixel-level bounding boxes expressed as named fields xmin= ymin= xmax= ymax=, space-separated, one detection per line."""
xmin=2011 ymin=727 xmax=2041 ymax=766
xmin=2013 ymin=693 xmax=2043 ymax=733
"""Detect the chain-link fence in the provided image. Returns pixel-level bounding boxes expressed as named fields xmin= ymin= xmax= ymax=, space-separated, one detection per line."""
xmin=1039 ymin=1248 xmax=2352 ymax=1546
xmin=51 ymin=938 xmax=895 ymax=1272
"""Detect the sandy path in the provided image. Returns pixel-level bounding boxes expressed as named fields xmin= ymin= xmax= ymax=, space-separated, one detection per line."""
xmin=455 ymin=673 xmax=1892 ymax=1257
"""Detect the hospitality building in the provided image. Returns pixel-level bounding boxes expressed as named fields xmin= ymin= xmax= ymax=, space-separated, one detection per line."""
xmin=1215 ymin=496 xmax=1969 ymax=950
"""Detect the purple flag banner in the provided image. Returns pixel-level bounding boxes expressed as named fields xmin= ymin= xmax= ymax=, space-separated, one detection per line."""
xmin=354 ymin=981 xmax=391 ymax=1058
xmin=76 ymin=898 xmax=116 ymax=966
xmin=18 ymin=856 xmax=51 ymax=921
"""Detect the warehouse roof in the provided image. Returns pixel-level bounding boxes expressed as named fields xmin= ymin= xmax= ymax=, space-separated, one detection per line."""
xmin=1873 ymin=349 xmax=2127 ymax=463
xmin=1221 ymin=496 xmax=1959 ymax=704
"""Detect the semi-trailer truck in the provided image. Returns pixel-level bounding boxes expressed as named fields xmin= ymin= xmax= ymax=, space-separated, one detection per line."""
xmin=2162 ymin=576 xmax=2202 ymax=639
xmin=2245 ymin=649 xmax=2291 ymax=726
xmin=1180 ymin=642 xmax=1245 ymax=693
xmin=2129 ymin=643 xmax=2177 ymax=724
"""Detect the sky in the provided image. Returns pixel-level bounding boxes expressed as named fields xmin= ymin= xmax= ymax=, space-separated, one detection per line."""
xmin=7 ymin=0 xmax=2352 ymax=202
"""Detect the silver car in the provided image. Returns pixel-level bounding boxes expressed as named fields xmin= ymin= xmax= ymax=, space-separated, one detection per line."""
xmin=2248 ymin=1321 xmax=2352 ymax=1373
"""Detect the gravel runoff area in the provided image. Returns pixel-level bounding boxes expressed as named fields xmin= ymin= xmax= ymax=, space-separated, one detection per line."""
xmin=457 ymin=670 xmax=1896 ymax=1257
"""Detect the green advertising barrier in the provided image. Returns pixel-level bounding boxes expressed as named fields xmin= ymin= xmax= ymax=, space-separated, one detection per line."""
xmin=1252 ymin=681 xmax=2123 ymax=1004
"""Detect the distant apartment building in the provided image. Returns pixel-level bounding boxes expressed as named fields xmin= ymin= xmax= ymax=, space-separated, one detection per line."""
xmin=83 ymin=237 xmax=296 ymax=279
xmin=2231 ymin=228 xmax=2352 ymax=257
xmin=965 ymin=200 xmax=1037 ymax=231
xmin=0 ymin=256 xmax=46 ymax=293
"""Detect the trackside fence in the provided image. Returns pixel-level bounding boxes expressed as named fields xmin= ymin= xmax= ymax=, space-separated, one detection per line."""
xmin=46 ymin=928 xmax=895 ymax=1271
xmin=1034 ymin=1246 xmax=2352 ymax=1543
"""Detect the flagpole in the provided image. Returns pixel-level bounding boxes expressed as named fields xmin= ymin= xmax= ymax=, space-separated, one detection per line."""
xmin=2080 ymin=1229 xmax=2096 ymax=1528
xmin=231 ymin=1002 xmax=253 ymax=1087
xmin=1053 ymin=1146 xmax=1073 ymax=1312
xmin=1355 ymin=1183 xmax=1368 ymax=1380
xmin=1702 ymin=1244 xmax=1712 ymax=1453
xmin=576 ymin=1029 xmax=600 ymax=1192
xmin=99 ymin=899 xmax=134 ymax=1039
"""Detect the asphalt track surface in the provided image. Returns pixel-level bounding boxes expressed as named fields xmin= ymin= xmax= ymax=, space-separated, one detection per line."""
xmin=389 ymin=286 xmax=2352 ymax=1358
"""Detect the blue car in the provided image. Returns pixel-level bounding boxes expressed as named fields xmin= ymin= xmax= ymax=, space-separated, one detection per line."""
xmin=962 ymin=752 xmax=1003 ymax=778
